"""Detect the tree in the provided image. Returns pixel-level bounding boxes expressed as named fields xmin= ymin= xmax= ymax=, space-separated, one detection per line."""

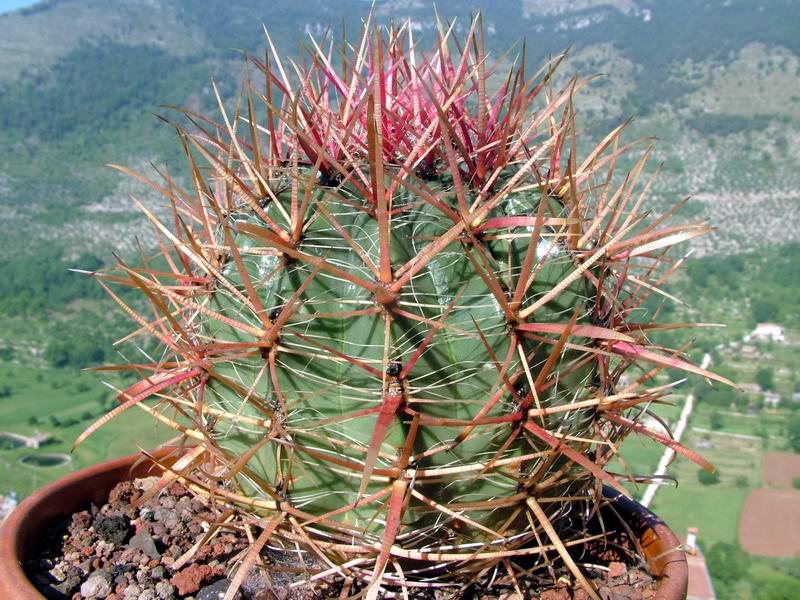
xmin=44 ymin=336 xmax=105 ymax=369
xmin=698 ymin=469 xmax=720 ymax=485
xmin=43 ymin=341 xmax=70 ymax=369
xmin=788 ymin=413 xmax=800 ymax=453
xmin=74 ymin=381 xmax=92 ymax=394
xmin=706 ymin=542 xmax=748 ymax=585
xmin=756 ymin=368 xmax=775 ymax=391
xmin=751 ymin=297 xmax=780 ymax=323
xmin=710 ymin=411 xmax=724 ymax=430
xmin=756 ymin=578 xmax=800 ymax=600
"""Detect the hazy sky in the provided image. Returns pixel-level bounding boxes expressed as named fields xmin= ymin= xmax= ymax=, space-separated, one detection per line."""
xmin=0 ymin=0 xmax=39 ymax=15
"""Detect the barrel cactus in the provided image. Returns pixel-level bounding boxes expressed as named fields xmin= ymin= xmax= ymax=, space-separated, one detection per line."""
xmin=81 ymin=13 xmax=731 ymax=599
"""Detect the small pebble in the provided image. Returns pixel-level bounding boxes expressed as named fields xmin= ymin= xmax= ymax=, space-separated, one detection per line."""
xmin=93 ymin=515 xmax=130 ymax=545
xmin=197 ymin=578 xmax=242 ymax=600
xmin=80 ymin=575 xmax=111 ymax=599
xmin=155 ymin=581 xmax=175 ymax=600
xmin=129 ymin=530 xmax=160 ymax=560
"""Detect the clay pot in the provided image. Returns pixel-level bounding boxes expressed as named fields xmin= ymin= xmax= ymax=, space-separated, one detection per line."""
xmin=601 ymin=490 xmax=689 ymax=600
xmin=0 ymin=447 xmax=178 ymax=599
xmin=0 ymin=451 xmax=687 ymax=599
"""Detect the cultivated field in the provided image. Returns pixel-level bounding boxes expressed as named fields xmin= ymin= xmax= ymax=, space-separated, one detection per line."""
xmin=740 ymin=489 xmax=800 ymax=556
xmin=739 ymin=452 xmax=800 ymax=557
xmin=623 ymin=405 xmax=799 ymax=552
xmin=0 ymin=314 xmax=168 ymax=498
xmin=763 ymin=452 xmax=800 ymax=489
xmin=0 ymin=363 xmax=167 ymax=498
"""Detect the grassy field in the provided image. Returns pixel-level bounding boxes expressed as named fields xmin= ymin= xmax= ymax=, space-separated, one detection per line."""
xmin=0 ymin=314 xmax=168 ymax=498
xmin=0 ymin=363 xmax=168 ymax=498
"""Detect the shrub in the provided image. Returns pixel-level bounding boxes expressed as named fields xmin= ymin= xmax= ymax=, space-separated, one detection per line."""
xmin=699 ymin=469 xmax=721 ymax=485
xmin=706 ymin=541 xmax=748 ymax=584
xmin=789 ymin=414 xmax=800 ymax=453
xmin=756 ymin=367 xmax=775 ymax=391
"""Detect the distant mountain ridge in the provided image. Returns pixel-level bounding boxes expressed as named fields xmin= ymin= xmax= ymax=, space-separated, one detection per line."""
xmin=1 ymin=0 xmax=798 ymax=259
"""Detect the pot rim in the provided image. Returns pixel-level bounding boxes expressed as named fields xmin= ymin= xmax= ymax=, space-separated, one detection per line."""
xmin=601 ymin=489 xmax=688 ymax=599
xmin=0 ymin=447 xmax=179 ymax=600
xmin=0 ymin=450 xmax=688 ymax=600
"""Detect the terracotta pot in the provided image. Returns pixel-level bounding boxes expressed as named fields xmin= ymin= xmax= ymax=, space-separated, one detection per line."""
xmin=0 ymin=447 xmax=178 ymax=599
xmin=0 ymin=451 xmax=688 ymax=599
xmin=601 ymin=490 xmax=688 ymax=600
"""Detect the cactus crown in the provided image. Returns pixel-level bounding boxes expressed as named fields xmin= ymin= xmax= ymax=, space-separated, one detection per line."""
xmin=81 ymin=12 xmax=731 ymax=599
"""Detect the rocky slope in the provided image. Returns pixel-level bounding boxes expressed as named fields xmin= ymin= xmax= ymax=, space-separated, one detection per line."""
xmin=0 ymin=0 xmax=798 ymax=258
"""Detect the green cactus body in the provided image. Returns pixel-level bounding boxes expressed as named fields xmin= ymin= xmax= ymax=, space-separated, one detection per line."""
xmin=203 ymin=172 xmax=595 ymax=540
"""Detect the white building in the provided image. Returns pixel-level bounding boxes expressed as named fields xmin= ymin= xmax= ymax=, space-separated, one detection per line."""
xmin=763 ymin=391 xmax=781 ymax=408
xmin=745 ymin=323 xmax=785 ymax=344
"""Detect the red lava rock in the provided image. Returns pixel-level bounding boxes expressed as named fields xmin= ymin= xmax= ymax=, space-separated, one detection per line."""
xmin=108 ymin=481 xmax=136 ymax=506
xmin=608 ymin=561 xmax=626 ymax=580
xmin=197 ymin=541 xmax=221 ymax=561
xmin=214 ymin=541 xmax=232 ymax=557
xmin=170 ymin=563 xmax=223 ymax=596
xmin=81 ymin=546 xmax=94 ymax=557
xmin=73 ymin=511 xmax=92 ymax=529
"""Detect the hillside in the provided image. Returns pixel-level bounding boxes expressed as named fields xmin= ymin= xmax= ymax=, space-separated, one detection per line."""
xmin=0 ymin=0 xmax=799 ymax=261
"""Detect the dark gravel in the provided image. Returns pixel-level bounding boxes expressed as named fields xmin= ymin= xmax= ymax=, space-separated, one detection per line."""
xmin=25 ymin=478 xmax=299 ymax=600
xmin=26 ymin=478 xmax=659 ymax=599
